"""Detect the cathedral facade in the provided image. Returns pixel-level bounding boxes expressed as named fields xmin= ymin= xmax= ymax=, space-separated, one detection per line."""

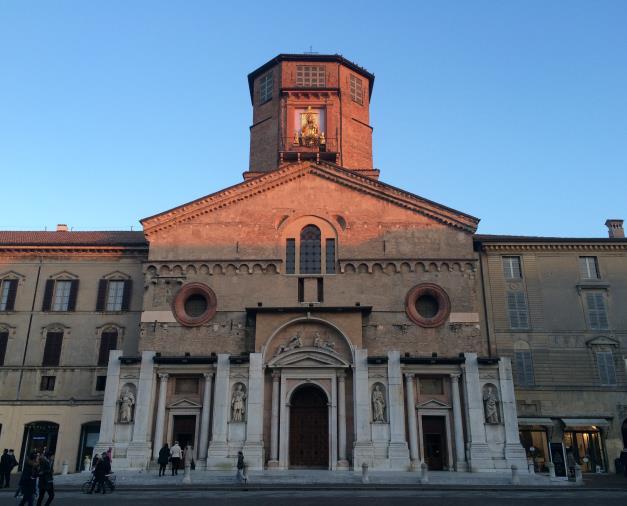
xmin=0 ymin=54 xmax=625 ymax=475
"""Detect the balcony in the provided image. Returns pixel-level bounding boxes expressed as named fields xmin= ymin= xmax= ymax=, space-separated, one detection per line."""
xmin=279 ymin=137 xmax=339 ymax=165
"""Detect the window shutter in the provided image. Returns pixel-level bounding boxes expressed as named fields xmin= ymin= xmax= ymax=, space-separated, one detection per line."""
xmin=42 ymin=331 xmax=63 ymax=366
xmin=96 ymin=279 xmax=108 ymax=311
xmin=67 ymin=279 xmax=79 ymax=311
xmin=5 ymin=280 xmax=18 ymax=311
xmin=0 ymin=331 xmax=8 ymax=366
xmin=121 ymin=280 xmax=132 ymax=311
xmin=42 ymin=280 xmax=55 ymax=311
xmin=98 ymin=331 xmax=118 ymax=366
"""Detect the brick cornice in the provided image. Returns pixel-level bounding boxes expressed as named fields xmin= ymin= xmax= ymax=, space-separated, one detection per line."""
xmin=0 ymin=245 xmax=148 ymax=257
xmin=481 ymin=242 xmax=627 ymax=253
xmin=141 ymin=162 xmax=479 ymax=236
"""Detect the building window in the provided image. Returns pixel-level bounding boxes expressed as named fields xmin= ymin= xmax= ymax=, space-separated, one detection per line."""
xmin=40 ymin=375 xmax=56 ymax=391
xmin=586 ymin=292 xmax=609 ymax=330
xmin=325 ymin=239 xmax=336 ymax=274
xmin=0 ymin=330 xmax=8 ymax=366
xmin=502 ymin=256 xmax=522 ymax=279
xmin=98 ymin=329 xmax=118 ymax=366
xmin=96 ymin=279 xmax=132 ymax=312
xmin=507 ymin=291 xmax=529 ymax=329
xmin=579 ymin=256 xmax=599 ymax=279
xmin=300 ymin=225 xmax=321 ymax=274
xmin=286 ymin=238 xmax=296 ymax=274
xmin=95 ymin=376 xmax=107 ymax=391
xmin=0 ymin=279 xmax=18 ymax=311
xmin=259 ymin=72 xmax=273 ymax=103
xmin=296 ymin=65 xmax=326 ymax=87
xmin=350 ymin=74 xmax=363 ymax=105
xmin=514 ymin=350 xmax=535 ymax=386
xmin=596 ymin=351 xmax=617 ymax=386
xmin=42 ymin=279 xmax=79 ymax=312
xmin=42 ymin=331 xmax=63 ymax=367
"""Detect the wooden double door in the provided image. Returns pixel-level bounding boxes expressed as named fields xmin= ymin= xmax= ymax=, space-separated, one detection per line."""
xmin=289 ymin=385 xmax=329 ymax=468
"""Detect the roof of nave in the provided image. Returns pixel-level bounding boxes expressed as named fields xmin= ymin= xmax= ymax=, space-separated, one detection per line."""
xmin=140 ymin=160 xmax=480 ymax=236
xmin=0 ymin=230 xmax=147 ymax=247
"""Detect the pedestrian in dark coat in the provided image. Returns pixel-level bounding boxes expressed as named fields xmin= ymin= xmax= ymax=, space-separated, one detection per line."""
xmin=88 ymin=454 xmax=108 ymax=494
xmin=7 ymin=450 xmax=18 ymax=486
xmin=157 ymin=444 xmax=170 ymax=477
xmin=18 ymin=452 xmax=38 ymax=506
xmin=0 ymin=449 xmax=9 ymax=488
xmin=620 ymin=448 xmax=627 ymax=477
xmin=36 ymin=453 xmax=54 ymax=506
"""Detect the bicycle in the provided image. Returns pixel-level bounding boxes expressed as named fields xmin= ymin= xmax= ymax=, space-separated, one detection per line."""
xmin=81 ymin=473 xmax=116 ymax=494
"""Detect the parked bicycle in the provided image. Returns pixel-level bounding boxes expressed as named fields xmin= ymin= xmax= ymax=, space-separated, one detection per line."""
xmin=81 ymin=473 xmax=116 ymax=494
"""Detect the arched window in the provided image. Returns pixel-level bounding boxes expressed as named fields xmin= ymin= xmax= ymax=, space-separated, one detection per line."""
xmin=299 ymin=225 xmax=321 ymax=274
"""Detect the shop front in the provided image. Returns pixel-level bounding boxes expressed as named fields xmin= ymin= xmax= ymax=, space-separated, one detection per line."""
xmin=518 ymin=418 xmax=552 ymax=473
xmin=561 ymin=419 xmax=609 ymax=473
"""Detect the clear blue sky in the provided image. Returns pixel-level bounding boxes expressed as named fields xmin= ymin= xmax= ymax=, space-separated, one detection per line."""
xmin=1 ymin=0 xmax=626 ymax=237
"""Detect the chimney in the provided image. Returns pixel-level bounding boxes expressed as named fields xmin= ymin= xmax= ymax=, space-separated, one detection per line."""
xmin=605 ymin=219 xmax=624 ymax=239
xmin=56 ymin=224 xmax=69 ymax=232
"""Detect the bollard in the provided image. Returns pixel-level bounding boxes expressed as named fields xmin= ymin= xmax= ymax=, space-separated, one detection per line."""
xmin=511 ymin=464 xmax=520 ymax=485
xmin=420 ymin=462 xmax=429 ymax=484
xmin=61 ymin=461 xmax=68 ymax=475
xmin=361 ymin=462 xmax=369 ymax=484
xmin=547 ymin=462 xmax=556 ymax=479
xmin=574 ymin=464 xmax=583 ymax=484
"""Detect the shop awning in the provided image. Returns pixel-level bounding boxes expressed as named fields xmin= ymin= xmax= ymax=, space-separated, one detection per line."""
xmin=560 ymin=418 xmax=610 ymax=430
xmin=518 ymin=418 xmax=554 ymax=427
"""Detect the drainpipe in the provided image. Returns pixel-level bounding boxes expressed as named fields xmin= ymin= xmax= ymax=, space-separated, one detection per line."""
xmin=17 ymin=257 xmax=43 ymax=399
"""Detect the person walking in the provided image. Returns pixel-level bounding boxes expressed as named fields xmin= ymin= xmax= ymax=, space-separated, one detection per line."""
xmin=17 ymin=452 xmax=38 ymax=506
xmin=0 ymin=449 xmax=9 ymax=488
xmin=236 ymin=451 xmax=247 ymax=484
xmin=36 ymin=453 xmax=54 ymax=506
xmin=170 ymin=441 xmax=182 ymax=476
xmin=88 ymin=453 xmax=108 ymax=494
xmin=7 ymin=450 xmax=18 ymax=487
xmin=157 ymin=444 xmax=170 ymax=477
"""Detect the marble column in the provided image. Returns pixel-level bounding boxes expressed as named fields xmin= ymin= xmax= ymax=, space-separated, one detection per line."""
xmin=207 ymin=354 xmax=230 ymax=468
xmin=404 ymin=373 xmax=419 ymax=469
xmin=243 ymin=353 xmax=265 ymax=470
xmin=152 ymin=373 xmax=169 ymax=459
xmin=128 ymin=350 xmax=156 ymax=468
xmin=387 ymin=351 xmax=410 ymax=469
xmin=198 ymin=372 xmax=213 ymax=462
xmin=352 ymin=348 xmax=373 ymax=469
xmin=337 ymin=371 xmax=349 ymax=468
xmin=268 ymin=370 xmax=281 ymax=467
xmin=450 ymin=373 xmax=466 ymax=471
xmin=94 ymin=349 xmax=122 ymax=452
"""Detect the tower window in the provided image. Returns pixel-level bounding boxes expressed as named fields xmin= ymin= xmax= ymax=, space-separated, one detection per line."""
xmin=259 ymin=72 xmax=273 ymax=103
xmin=300 ymin=225 xmax=321 ymax=274
xmin=286 ymin=238 xmax=296 ymax=274
xmin=296 ymin=65 xmax=326 ymax=87
xmin=350 ymin=74 xmax=363 ymax=105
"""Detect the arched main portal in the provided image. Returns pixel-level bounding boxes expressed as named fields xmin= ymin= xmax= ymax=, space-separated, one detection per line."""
xmin=289 ymin=384 xmax=329 ymax=468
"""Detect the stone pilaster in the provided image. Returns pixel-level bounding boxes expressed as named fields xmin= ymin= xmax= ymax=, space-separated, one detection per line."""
xmin=207 ymin=354 xmax=230 ymax=468
xmin=243 ymin=353 xmax=265 ymax=470
xmin=498 ymin=357 xmax=528 ymax=469
xmin=152 ymin=373 xmax=169 ymax=459
xmin=198 ymin=372 xmax=213 ymax=463
xmin=352 ymin=348 xmax=373 ymax=469
xmin=337 ymin=370 xmax=349 ymax=468
xmin=128 ymin=350 xmax=156 ymax=469
xmin=450 ymin=373 xmax=467 ymax=471
xmin=268 ymin=370 xmax=281 ymax=467
xmin=94 ymin=349 xmax=122 ymax=454
xmin=387 ymin=351 xmax=410 ymax=470
xmin=404 ymin=373 xmax=419 ymax=469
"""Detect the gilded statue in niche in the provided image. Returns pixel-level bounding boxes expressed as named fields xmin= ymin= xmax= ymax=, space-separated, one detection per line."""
xmin=297 ymin=106 xmax=325 ymax=147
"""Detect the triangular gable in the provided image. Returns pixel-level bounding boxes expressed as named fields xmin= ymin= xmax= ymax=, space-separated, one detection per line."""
xmin=585 ymin=336 xmax=619 ymax=348
xmin=141 ymin=162 xmax=479 ymax=236
xmin=167 ymin=398 xmax=202 ymax=409
xmin=417 ymin=399 xmax=450 ymax=409
xmin=268 ymin=348 xmax=350 ymax=368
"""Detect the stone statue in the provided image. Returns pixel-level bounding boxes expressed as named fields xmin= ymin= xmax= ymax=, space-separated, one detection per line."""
xmin=293 ymin=130 xmax=300 ymax=145
xmin=275 ymin=332 xmax=303 ymax=355
xmin=483 ymin=385 xmax=500 ymax=424
xmin=301 ymin=106 xmax=321 ymax=146
xmin=313 ymin=332 xmax=336 ymax=352
xmin=118 ymin=387 xmax=135 ymax=423
xmin=371 ymin=384 xmax=387 ymax=423
xmin=231 ymin=384 xmax=247 ymax=422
